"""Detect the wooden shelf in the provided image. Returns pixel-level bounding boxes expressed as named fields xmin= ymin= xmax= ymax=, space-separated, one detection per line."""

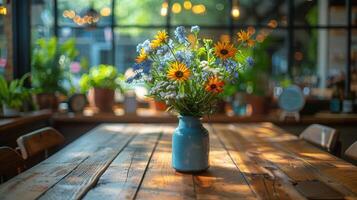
xmin=52 ymin=109 xmax=357 ymax=125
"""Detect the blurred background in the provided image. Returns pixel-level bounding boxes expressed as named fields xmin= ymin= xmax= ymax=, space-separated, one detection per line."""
xmin=0 ymin=0 xmax=357 ymax=117
xmin=1 ymin=0 xmax=357 ymax=167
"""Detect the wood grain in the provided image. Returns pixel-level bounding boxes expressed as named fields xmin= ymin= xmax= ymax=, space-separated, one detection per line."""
xmin=212 ymin=124 xmax=304 ymax=200
xmin=83 ymin=126 xmax=162 ymax=200
xmin=193 ymin=124 xmax=256 ymax=200
xmin=38 ymin=125 xmax=137 ymax=200
xmin=135 ymin=125 xmax=196 ymax=200
xmin=0 ymin=123 xmax=356 ymax=200
xmin=222 ymin=123 xmax=357 ymax=199
xmin=0 ymin=124 xmax=129 ymax=200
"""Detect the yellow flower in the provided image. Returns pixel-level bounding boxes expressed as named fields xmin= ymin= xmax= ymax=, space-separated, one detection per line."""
xmin=150 ymin=30 xmax=168 ymax=49
xmin=237 ymin=30 xmax=255 ymax=47
xmin=214 ymin=42 xmax=237 ymax=60
xmin=135 ymin=49 xmax=148 ymax=63
xmin=205 ymin=76 xmax=225 ymax=93
xmin=167 ymin=62 xmax=190 ymax=82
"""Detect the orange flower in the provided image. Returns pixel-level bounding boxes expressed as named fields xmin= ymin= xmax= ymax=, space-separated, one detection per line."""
xmin=214 ymin=42 xmax=237 ymax=60
xmin=237 ymin=30 xmax=255 ymax=47
xmin=205 ymin=76 xmax=224 ymax=93
xmin=150 ymin=30 xmax=168 ymax=49
xmin=167 ymin=62 xmax=191 ymax=82
xmin=135 ymin=49 xmax=148 ymax=63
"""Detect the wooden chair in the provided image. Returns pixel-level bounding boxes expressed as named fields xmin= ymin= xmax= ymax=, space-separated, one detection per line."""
xmin=345 ymin=141 xmax=357 ymax=160
xmin=0 ymin=146 xmax=25 ymax=183
xmin=299 ymin=124 xmax=338 ymax=153
xmin=16 ymin=127 xmax=65 ymax=160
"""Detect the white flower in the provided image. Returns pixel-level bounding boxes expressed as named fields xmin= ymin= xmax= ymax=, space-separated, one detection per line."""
xmin=167 ymin=85 xmax=176 ymax=90
xmin=202 ymin=66 xmax=220 ymax=74
xmin=191 ymin=26 xmax=200 ymax=33
xmin=199 ymin=60 xmax=209 ymax=68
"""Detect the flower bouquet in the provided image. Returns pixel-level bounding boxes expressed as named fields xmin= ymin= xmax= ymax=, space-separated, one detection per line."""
xmin=128 ymin=25 xmax=255 ymax=172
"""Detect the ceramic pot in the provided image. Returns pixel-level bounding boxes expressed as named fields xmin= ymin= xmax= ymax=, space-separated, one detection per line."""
xmin=2 ymin=104 xmax=20 ymax=117
xmin=88 ymin=88 xmax=114 ymax=112
xmin=245 ymin=94 xmax=270 ymax=115
xmin=172 ymin=116 xmax=209 ymax=173
xmin=36 ymin=93 xmax=58 ymax=111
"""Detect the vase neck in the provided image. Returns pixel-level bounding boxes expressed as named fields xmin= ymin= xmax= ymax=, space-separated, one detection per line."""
xmin=178 ymin=116 xmax=203 ymax=128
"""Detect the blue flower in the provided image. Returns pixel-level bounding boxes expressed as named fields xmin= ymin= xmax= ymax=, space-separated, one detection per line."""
xmin=223 ymin=59 xmax=237 ymax=73
xmin=136 ymin=40 xmax=152 ymax=54
xmin=174 ymin=26 xmax=188 ymax=44
xmin=161 ymin=53 xmax=174 ymax=63
xmin=246 ymin=56 xmax=254 ymax=67
xmin=141 ymin=40 xmax=152 ymax=54
xmin=141 ymin=60 xmax=153 ymax=74
xmin=132 ymin=60 xmax=153 ymax=75
xmin=136 ymin=39 xmax=151 ymax=53
xmin=127 ymin=73 xmax=142 ymax=83
xmin=191 ymin=25 xmax=200 ymax=33
xmin=157 ymin=45 xmax=169 ymax=55
xmin=175 ymin=50 xmax=193 ymax=67
xmin=136 ymin=43 xmax=143 ymax=53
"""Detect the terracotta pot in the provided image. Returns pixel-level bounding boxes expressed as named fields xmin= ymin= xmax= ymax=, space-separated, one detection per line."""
xmin=88 ymin=88 xmax=114 ymax=112
xmin=245 ymin=94 xmax=270 ymax=115
xmin=36 ymin=93 xmax=58 ymax=111
xmin=149 ymin=100 xmax=167 ymax=111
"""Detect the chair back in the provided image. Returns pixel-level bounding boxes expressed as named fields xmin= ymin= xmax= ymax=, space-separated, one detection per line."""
xmin=299 ymin=124 xmax=338 ymax=152
xmin=0 ymin=146 xmax=25 ymax=183
xmin=16 ymin=127 xmax=65 ymax=160
xmin=345 ymin=141 xmax=357 ymax=160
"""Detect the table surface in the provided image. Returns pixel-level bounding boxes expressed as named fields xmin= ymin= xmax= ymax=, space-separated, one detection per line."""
xmin=0 ymin=123 xmax=356 ymax=200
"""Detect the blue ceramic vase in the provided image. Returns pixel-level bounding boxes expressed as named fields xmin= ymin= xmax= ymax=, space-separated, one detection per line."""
xmin=172 ymin=116 xmax=209 ymax=173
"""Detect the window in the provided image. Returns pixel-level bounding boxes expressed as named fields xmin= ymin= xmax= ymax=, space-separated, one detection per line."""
xmin=0 ymin=0 xmax=8 ymax=77
xmin=28 ymin=0 xmax=356 ymax=90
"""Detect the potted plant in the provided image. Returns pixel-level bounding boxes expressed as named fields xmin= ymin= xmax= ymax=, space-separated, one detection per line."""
xmin=79 ymin=64 xmax=123 ymax=113
xmin=229 ymin=36 xmax=272 ymax=115
xmin=127 ymin=26 xmax=255 ymax=172
xmin=31 ymin=37 xmax=78 ymax=110
xmin=0 ymin=74 xmax=32 ymax=116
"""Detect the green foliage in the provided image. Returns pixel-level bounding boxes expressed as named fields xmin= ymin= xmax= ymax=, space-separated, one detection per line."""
xmin=79 ymin=64 xmax=123 ymax=93
xmin=234 ymin=37 xmax=271 ymax=96
xmin=306 ymin=5 xmax=318 ymax=72
xmin=31 ymin=37 xmax=78 ymax=94
xmin=0 ymin=74 xmax=32 ymax=110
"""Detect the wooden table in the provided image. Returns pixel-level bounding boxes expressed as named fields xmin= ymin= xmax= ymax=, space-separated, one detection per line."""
xmin=1 ymin=123 xmax=356 ymax=200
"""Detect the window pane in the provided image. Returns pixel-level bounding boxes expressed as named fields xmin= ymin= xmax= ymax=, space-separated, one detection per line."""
xmin=292 ymin=29 xmax=318 ymax=87
xmin=352 ymin=29 xmax=357 ymax=91
xmin=233 ymin=0 xmax=288 ymax=27
xmin=59 ymin=28 xmax=113 ymax=67
xmin=58 ymin=0 xmax=112 ymax=27
xmin=328 ymin=1 xmax=347 ymax=26
xmin=31 ymin=0 xmax=54 ymax=42
xmin=0 ymin=13 xmax=7 ymax=76
xmin=114 ymin=28 xmax=162 ymax=72
xmin=327 ymin=29 xmax=348 ymax=86
xmin=115 ymin=0 xmax=165 ymax=26
xmin=171 ymin=0 xmax=230 ymax=26
xmin=294 ymin=0 xmax=348 ymax=26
